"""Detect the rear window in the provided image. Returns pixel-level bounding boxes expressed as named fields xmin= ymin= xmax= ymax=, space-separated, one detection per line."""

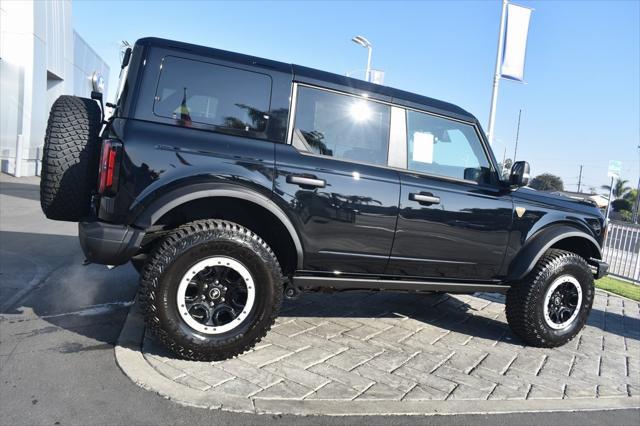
xmin=153 ymin=56 xmax=272 ymax=137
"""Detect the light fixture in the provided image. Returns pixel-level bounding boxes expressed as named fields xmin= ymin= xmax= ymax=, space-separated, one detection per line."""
xmin=92 ymin=71 xmax=105 ymax=93
xmin=352 ymin=35 xmax=371 ymax=48
xmin=351 ymin=35 xmax=373 ymax=82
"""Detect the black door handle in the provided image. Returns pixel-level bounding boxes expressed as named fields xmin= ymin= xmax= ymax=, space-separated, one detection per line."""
xmin=287 ymin=175 xmax=326 ymax=188
xmin=410 ymin=192 xmax=440 ymax=205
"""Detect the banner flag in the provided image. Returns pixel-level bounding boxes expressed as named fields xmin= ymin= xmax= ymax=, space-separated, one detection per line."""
xmin=500 ymin=3 xmax=532 ymax=82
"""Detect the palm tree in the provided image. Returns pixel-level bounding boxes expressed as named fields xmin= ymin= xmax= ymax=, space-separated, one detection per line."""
xmin=623 ymin=188 xmax=637 ymax=203
xmin=602 ymin=178 xmax=631 ymax=199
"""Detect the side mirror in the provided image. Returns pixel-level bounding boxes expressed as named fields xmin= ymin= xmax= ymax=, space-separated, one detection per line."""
xmin=510 ymin=161 xmax=530 ymax=187
xmin=121 ymin=47 xmax=132 ymax=69
xmin=463 ymin=167 xmax=481 ymax=182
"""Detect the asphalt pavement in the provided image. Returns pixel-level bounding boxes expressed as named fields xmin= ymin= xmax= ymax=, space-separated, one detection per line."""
xmin=1 ymin=174 xmax=638 ymax=425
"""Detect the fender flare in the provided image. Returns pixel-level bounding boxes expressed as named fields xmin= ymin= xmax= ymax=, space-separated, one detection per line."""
xmin=133 ymin=183 xmax=304 ymax=269
xmin=506 ymin=224 xmax=602 ymax=281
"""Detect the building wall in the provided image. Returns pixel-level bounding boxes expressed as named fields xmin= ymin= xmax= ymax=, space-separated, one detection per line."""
xmin=0 ymin=0 xmax=109 ymax=177
xmin=73 ymin=31 xmax=110 ymax=99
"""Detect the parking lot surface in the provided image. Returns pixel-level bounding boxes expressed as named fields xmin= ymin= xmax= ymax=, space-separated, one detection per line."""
xmin=2 ymin=175 xmax=639 ymax=423
xmin=122 ymin=280 xmax=640 ymax=415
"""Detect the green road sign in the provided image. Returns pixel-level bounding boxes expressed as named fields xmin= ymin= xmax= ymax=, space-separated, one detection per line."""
xmin=608 ymin=160 xmax=622 ymax=179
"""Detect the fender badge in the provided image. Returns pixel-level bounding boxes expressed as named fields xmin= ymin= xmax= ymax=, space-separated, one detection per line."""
xmin=515 ymin=206 xmax=526 ymax=218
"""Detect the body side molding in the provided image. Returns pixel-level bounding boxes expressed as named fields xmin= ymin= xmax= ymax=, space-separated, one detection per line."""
xmin=293 ymin=276 xmax=509 ymax=293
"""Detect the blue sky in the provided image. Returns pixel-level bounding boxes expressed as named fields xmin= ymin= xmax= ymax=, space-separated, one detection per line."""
xmin=74 ymin=0 xmax=639 ymax=193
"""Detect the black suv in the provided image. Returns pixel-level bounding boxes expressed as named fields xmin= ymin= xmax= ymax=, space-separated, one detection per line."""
xmin=40 ymin=37 xmax=608 ymax=361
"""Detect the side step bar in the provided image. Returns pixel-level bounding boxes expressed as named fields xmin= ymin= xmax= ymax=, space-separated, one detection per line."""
xmin=292 ymin=276 xmax=509 ymax=294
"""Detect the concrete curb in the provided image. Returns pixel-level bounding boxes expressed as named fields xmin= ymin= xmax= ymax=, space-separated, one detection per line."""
xmin=115 ymin=302 xmax=640 ymax=416
xmin=594 ymin=287 xmax=639 ymax=303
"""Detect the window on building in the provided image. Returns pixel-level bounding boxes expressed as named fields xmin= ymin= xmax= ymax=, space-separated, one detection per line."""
xmin=406 ymin=110 xmax=492 ymax=183
xmin=154 ymin=56 xmax=272 ymax=136
xmin=292 ymin=86 xmax=391 ymax=166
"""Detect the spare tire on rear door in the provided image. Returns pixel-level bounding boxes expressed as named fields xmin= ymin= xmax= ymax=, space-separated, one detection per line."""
xmin=40 ymin=95 xmax=102 ymax=222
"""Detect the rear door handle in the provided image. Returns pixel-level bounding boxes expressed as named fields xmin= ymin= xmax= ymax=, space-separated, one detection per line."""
xmin=410 ymin=193 xmax=440 ymax=205
xmin=287 ymin=175 xmax=326 ymax=188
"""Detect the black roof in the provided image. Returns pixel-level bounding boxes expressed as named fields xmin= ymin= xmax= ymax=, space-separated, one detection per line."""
xmin=136 ymin=37 xmax=476 ymax=122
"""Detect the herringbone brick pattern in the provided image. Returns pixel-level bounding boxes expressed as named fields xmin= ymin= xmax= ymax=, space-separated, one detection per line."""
xmin=143 ymin=291 xmax=640 ymax=402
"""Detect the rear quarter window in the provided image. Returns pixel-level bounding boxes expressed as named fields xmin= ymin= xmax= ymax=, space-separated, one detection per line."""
xmin=153 ymin=56 xmax=272 ymax=138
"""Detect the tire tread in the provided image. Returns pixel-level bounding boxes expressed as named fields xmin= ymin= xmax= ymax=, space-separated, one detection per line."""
xmin=138 ymin=219 xmax=283 ymax=361
xmin=40 ymin=95 xmax=101 ymax=221
xmin=506 ymin=249 xmax=593 ymax=347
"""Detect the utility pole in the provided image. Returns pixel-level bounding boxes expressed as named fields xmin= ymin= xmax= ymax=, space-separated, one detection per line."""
xmin=513 ymin=109 xmax=522 ymax=162
xmin=577 ymin=165 xmax=583 ymax=193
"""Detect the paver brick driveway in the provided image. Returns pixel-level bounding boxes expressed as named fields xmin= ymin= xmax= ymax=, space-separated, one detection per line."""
xmin=135 ymin=290 xmax=640 ymax=413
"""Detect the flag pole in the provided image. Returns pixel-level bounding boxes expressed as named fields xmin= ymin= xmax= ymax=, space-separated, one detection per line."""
xmin=487 ymin=0 xmax=509 ymax=145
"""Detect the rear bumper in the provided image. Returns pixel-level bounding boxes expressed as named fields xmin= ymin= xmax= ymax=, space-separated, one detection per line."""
xmin=79 ymin=221 xmax=144 ymax=265
xmin=589 ymin=258 xmax=609 ymax=280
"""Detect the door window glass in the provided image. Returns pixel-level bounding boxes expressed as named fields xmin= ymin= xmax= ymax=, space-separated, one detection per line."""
xmin=292 ymin=86 xmax=391 ymax=166
xmin=406 ymin=110 xmax=492 ymax=183
xmin=154 ymin=56 xmax=272 ymax=137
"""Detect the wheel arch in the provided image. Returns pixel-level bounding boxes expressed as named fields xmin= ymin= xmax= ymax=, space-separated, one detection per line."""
xmin=133 ymin=184 xmax=304 ymax=272
xmin=506 ymin=224 xmax=602 ymax=282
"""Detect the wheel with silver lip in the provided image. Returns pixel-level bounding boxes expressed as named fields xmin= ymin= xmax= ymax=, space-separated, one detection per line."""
xmin=176 ymin=256 xmax=255 ymax=335
xmin=506 ymin=249 xmax=594 ymax=348
xmin=543 ymin=275 xmax=582 ymax=330
xmin=139 ymin=219 xmax=283 ymax=361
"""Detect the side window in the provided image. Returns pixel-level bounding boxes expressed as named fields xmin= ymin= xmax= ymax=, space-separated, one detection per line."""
xmin=292 ymin=86 xmax=391 ymax=166
xmin=154 ymin=56 xmax=272 ymax=137
xmin=406 ymin=110 xmax=492 ymax=183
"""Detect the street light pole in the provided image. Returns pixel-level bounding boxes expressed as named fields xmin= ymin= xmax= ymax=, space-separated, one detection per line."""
xmin=365 ymin=45 xmax=372 ymax=82
xmin=352 ymin=35 xmax=373 ymax=82
xmin=605 ymin=176 xmax=614 ymax=222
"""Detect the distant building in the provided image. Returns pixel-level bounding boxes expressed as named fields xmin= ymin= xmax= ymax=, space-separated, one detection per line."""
xmin=552 ymin=190 xmax=609 ymax=209
xmin=0 ymin=0 xmax=110 ymax=176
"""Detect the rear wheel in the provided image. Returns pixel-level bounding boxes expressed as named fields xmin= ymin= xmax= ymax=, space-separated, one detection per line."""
xmin=139 ymin=220 xmax=283 ymax=361
xmin=40 ymin=96 xmax=102 ymax=221
xmin=131 ymin=255 xmax=147 ymax=275
xmin=506 ymin=249 xmax=594 ymax=347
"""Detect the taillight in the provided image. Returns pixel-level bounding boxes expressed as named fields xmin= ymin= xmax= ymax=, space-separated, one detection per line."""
xmin=98 ymin=139 xmax=121 ymax=195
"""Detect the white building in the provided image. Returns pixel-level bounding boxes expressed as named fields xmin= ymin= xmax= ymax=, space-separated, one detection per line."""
xmin=0 ymin=0 xmax=110 ymax=176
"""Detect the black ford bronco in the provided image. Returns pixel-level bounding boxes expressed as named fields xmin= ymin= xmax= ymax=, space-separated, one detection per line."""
xmin=40 ymin=37 xmax=608 ymax=361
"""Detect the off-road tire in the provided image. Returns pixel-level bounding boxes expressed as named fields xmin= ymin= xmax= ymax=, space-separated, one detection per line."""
xmin=131 ymin=255 xmax=148 ymax=275
xmin=40 ymin=95 xmax=102 ymax=222
xmin=506 ymin=249 xmax=594 ymax=347
xmin=139 ymin=219 xmax=283 ymax=361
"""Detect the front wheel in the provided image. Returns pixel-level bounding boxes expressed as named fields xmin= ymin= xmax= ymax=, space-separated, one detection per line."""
xmin=506 ymin=249 xmax=594 ymax=348
xmin=139 ymin=220 xmax=283 ymax=361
